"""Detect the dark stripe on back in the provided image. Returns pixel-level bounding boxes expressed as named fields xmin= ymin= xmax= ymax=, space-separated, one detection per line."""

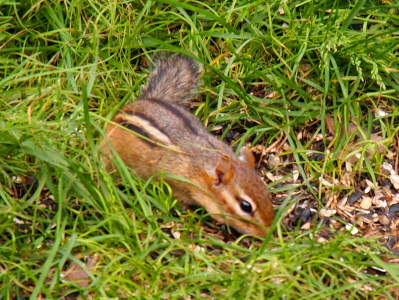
xmin=114 ymin=117 xmax=155 ymax=147
xmin=133 ymin=112 xmax=174 ymax=143
xmin=120 ymin=108 xmax=170 ymax=141
xmin=123 ymin=110 xmax=134 ymax=115
xmin=147 ymin=98 xmax=199 ymax=135
xmin=133 ymin=112 xmax=167 ymax=137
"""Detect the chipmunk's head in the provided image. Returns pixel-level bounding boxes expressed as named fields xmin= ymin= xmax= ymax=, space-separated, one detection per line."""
xmin=200 ymin=147 xmax=274 ymax=236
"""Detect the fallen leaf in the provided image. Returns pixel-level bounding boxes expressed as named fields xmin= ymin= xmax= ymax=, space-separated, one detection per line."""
xmin=62 ymin=254 xmax=99 ymax=287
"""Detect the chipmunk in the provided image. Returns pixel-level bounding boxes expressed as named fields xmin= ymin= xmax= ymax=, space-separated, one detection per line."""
xmin=102 ymin=53 xmax=274 ymax=236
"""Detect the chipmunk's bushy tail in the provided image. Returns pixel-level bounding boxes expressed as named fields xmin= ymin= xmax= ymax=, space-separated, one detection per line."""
xmin=139 ymin=53 xmax=201 ymax=105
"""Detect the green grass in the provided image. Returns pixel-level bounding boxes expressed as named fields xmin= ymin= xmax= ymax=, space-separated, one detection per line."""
xmin=1 ymin=0 xmax=399 ymax=299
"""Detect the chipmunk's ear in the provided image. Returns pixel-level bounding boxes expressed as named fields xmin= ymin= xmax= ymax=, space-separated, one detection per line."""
xmin=208 ymin=155 xmax=234 ymax=186
xmin=238 ymin=146 xmax=255 ymax=169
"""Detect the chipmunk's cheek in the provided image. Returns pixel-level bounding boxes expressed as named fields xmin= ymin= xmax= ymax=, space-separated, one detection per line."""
xmin=225 ymin=217 xmax=268 ymax=237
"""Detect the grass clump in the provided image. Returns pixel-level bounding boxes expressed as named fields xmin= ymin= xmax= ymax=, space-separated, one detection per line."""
xmin=1 ymin=0 xmax=399 ymax=299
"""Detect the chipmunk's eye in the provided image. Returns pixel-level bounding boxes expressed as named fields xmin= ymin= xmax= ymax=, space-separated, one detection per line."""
xmin=239 ymin=198 xmax=253 ymax=214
